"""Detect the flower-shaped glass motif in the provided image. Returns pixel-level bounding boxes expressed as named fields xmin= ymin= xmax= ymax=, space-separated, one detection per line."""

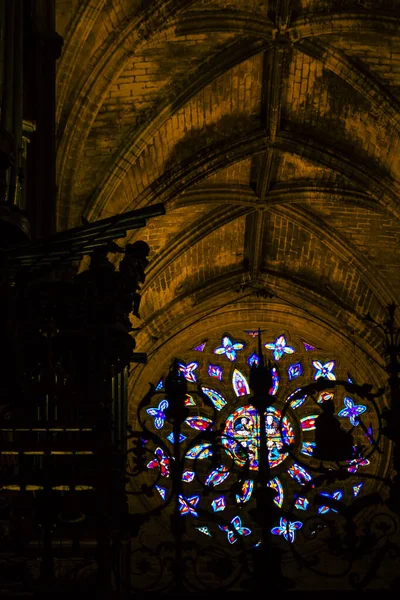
xmin=146 ymin=399 xmax=168 ymax=429
xmin=178 ymin=361 xmax=199 ymax=382
xmin=338 ymin=397 xmax=367 ymax=426
xmin=312 ymin=360 xmax=336 ymax=380
xmin=271 ymin=518 xmax=303 ymax=543
xmin=147 ymin=447 xmax=170 ymax=477
xmin=178 ymin=495 xmax=200 ymax=517
xmin=219 ymin=515 xmax=251 ymax=544
xmin=265 ymin=335 xmax=295 ymax=361
xmin=214 ymin=336 xmax=244 ymax=362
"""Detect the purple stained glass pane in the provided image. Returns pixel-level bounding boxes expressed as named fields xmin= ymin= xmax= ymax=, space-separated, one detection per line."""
xmin=208 ymin=364 xmax=222 ymax=380
xmin=193 ymin=341 xmax=206 ymax=352
xmin=247 ymin=353 xmax=259 ymax=367
xmin=303 ymin=341 xmax=316 ymax=351
xmin=288 ymin=362 xmax=303 ymax=381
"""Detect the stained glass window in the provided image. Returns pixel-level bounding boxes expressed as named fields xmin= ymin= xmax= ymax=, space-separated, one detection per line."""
xmin=140 ymin=329 xmax=380 ymax=550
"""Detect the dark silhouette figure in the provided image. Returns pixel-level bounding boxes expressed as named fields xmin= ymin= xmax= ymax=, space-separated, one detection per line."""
xmin=118 ymin=240 xmax=150 ymax=319
xmin=313 ymin=399 xmax=354 ymax=462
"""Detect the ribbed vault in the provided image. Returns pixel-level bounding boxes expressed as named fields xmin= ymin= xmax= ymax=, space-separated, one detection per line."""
xmin=56 ymin=0 xmax=400 ymax=435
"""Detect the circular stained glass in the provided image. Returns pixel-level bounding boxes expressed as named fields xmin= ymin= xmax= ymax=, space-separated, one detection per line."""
xmin=134 ymin=328 xmax=385 ymax=551
xmin=222 ymin=405 xmax=295 ymax=470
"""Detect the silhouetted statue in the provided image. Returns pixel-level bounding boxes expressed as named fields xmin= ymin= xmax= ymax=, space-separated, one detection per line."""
xmin=313 ymin=399 xmax=354 ymax=462
xmin=88 ymin=244 xmax=116 ymax=275
xmin=119 ymin=240 xmax=150 ymax=319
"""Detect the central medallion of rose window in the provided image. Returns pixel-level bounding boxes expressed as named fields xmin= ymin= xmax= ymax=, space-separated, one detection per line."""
xmin=222 ymin=405 xmax=295 ymax=469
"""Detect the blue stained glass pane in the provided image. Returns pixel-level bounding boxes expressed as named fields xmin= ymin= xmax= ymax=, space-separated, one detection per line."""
xmin=155 ymin=485 xmax=167 ymax=501
xmin=271 ymin=517 xmax=302 ymax=543
xmin=167 ymin=432 xmax=186 ymax=444
xmin=211 ymin=496 xmax=226 ymax=512
xmin=301 ymin=441 xmax=316 ymax=456
xmin=146 ymin=399 xmax=168 ymax=430
xmin=338 ymin=397 xmax=367 ymax=426
xmin=247 ymin=353 xmax=259 ymax=367
xmin=288 ymin=362 xmax=303 ymax=381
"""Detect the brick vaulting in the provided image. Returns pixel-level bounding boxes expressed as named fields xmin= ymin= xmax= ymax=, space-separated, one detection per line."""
xmin=55 ymin=0 xmax=400 ymax=431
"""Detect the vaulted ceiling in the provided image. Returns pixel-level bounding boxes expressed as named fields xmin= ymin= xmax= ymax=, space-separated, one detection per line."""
xmin=55 ymin=0 xmax=400 ymax=398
